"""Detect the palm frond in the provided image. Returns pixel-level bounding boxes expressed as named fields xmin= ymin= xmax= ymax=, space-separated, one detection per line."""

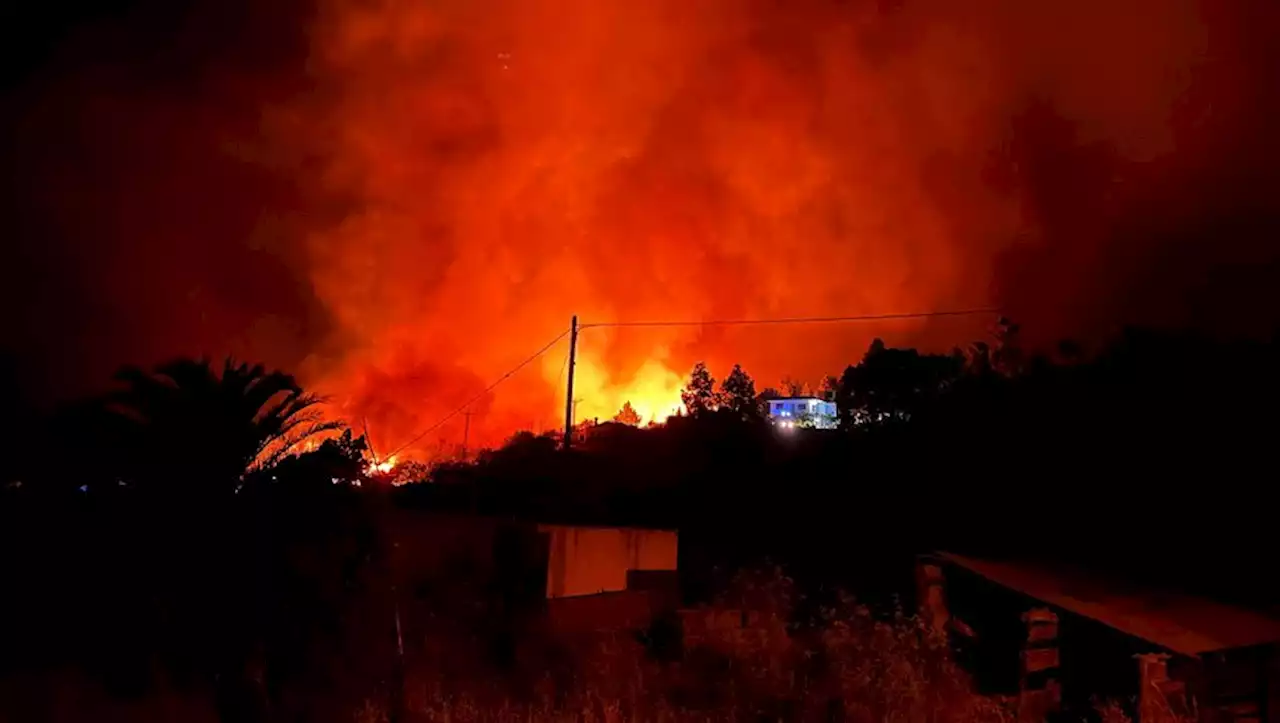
xmin=251 ymin=419 xmax=346 ymax=472
xmin=153 ymin=357 xmax=215 ymax=391
xmin=239 ymin=364 xmax=290 ymax=410
xmin=107 ymin=354 xmax=347 ymax=486
xmin=271 ymin=409 xmax=327 ymax=440
xmin=258 ymin=391 xmax=329 ymax=429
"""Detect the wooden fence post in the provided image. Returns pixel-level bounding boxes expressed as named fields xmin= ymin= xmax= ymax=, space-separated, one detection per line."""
xmin=915 ymin=556 xmax=950 ymax=635
xmin=1019 ymin=608 xmax=1061 ymax=722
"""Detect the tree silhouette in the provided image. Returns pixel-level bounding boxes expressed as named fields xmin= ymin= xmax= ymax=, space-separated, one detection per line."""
xmin=757 ymin=386 xmax=781 ymax=418
xmin=835 ymin=339 xmax=964 ymax=427
xmin=681 ymin=362 xmax=718 ymax=417
xmin=966 ymin=341 xmax=993 ymax=376
xmin=778 ymin=375 xmax=806 ymax=397
xmin=1055 ymin=338 xmax=1083 ymax=364
xmin=613 ymin=401 xmax=642 ymax=426
xmin=821 ymin=375 xmax=840 ymax=399
xmin=992 ymin=317 xmax=1024 ymax=375
xmin=720 ymin=364 xmax=760 ymax=419
xmin=265 ymin=428 xmax=369 ymax=486
xmin=107 ymin=357 xmax=343 ymax=493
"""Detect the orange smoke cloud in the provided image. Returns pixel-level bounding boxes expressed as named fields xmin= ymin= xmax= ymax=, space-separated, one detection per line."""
xmin=277 ymin=0 xmax=1224 ymax=454
xmin=7 ymin=0 xmax=1276 ymax=455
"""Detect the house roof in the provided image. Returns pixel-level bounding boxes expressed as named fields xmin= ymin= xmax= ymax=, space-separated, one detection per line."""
xmin=538 ymin=523 xmax=679 ymax=534
xmin=937 ymin=552 xmax=1280 ymax=656
xmin=767 ymin=397 xmax=830 ymax=403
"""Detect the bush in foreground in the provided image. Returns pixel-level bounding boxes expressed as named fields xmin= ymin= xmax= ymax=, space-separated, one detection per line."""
xmin=362 ymin=569 xmax=1015 ymax=723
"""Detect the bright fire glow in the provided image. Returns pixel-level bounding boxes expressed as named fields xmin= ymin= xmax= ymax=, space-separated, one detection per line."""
xmin=8 ymin=0 xmax=1247 ymax=461
xmin=282 ymin=0 xmax=1213 ymax=458
xmin=547 ymin=351 xmax=686 ymax=426
xmin=296 ymin=0 xmax=1019 ymax=457
xmin=366 ymin=455 xmax=398 ymax=475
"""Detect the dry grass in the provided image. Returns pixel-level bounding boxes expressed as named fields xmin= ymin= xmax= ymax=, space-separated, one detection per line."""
xmin=6 ymin=567 xmax=1153 ymax=723
xmin=362 ymin=568 xmax=1016 ymax=723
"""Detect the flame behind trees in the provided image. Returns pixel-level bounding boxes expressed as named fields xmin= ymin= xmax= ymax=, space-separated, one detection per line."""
xmin=677 ymin=362 xmax=761 ymax=420
xmin=681 ymin=363 xmax=718 ymax=418
xmin=720 ymin=364 xmax=760 ymax=420
xmin=612 ymin=401 xmax=642 ymax=426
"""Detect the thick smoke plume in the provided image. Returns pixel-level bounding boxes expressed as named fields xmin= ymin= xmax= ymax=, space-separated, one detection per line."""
xmin=4 ymin=0 xmax=1278 ymax=453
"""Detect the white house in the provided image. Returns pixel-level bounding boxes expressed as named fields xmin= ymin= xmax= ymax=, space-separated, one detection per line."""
xmin=766 ymin=397 xmax=838 ymax=429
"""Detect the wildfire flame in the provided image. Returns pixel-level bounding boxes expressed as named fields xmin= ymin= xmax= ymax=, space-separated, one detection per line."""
xmin=546 ymin=348 xmax=686 ymax=427
xmin=291 ymin=0 xmax=1224 ymax=457
xmin=366 ymin=455 xmax=398 ymax=476
xmin=7 ymin=0 xmax=1267 ymax=466
xmin=584 ymin=359 xmax=685 ymax=426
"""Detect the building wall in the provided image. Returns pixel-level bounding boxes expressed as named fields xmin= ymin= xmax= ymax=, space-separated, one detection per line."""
xmin=540 ymin=525 xmax=678 ymax=598
xmin=546 ymin=589 xmax=667 ymax=634
xmin=767 ymin=399 xmax=838 ymax=428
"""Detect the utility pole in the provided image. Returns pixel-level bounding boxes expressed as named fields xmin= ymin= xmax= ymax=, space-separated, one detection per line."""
xmin=563 ymin=315 xmax=579 ymax=449
xmin=461 ymin=409 xmax=472 ymax=461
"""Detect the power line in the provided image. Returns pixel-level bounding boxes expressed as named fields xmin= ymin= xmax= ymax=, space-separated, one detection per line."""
xmin=382 ymin=307 xmax=997 ymax=457
xmin=383 ymin=329 xmax=570 ymax=459
xmin=578 ymin=308 xmax=1000 ymax=330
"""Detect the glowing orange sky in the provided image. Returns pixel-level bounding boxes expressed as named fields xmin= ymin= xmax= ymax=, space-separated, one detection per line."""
xmin=5 ymin=0 xmax=1278 ymax=456
xmin=280 ymin=0 xmax=1210 ymax=454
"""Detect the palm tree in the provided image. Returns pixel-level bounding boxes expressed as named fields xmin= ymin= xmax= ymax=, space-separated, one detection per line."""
xmin=108 ymin=357 xmax=343 ymax=493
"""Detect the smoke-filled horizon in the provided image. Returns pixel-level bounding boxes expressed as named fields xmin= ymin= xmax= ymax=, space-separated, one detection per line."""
xmin=3 ymin=0 xmax=1279 ymax=452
